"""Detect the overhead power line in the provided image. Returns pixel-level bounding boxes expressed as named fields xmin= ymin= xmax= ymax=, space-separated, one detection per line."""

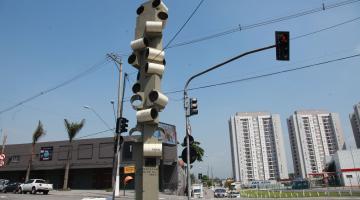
xmin=164 ymin=54 xmax=360 ymax=95
xmin=163 ymin=0 xmax=205 ymax=50
xmin=168 ymin=0 xmax=360 ymax=48
xmin=0 ymin=59 xmax=109 ymax=115
xmin=77 ymin=128 xmax=114 ymax=139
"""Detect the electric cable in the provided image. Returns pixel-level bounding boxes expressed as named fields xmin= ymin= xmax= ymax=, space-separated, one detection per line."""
xmin=167 ymin=0 xmax=360 ymax=49
xmin=0 ymin=59 xmax=110 ymax=115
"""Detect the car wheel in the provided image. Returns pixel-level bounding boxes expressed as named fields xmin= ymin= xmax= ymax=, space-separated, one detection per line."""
xmin=19 ymin=188 xmax=23 ymax=194
xmin=31 ymin=187 xmax=36 ymax=194
xmin=43 ymin=191 xmax=49 ymax=195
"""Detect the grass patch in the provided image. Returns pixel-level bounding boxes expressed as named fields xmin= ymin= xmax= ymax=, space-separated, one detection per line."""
xmin=240 ymin=189 xmax=360 ymax=198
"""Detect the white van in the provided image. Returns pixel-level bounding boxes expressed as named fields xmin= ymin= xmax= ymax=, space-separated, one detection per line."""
xmin=191 ymin=184 xmax=204 ymax=198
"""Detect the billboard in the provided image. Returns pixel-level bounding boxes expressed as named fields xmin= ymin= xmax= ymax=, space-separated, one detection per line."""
xmin=40 ymin=146 xmax=53 ymax=161
xmin=154 ymin=122 xmax=177 ymax=145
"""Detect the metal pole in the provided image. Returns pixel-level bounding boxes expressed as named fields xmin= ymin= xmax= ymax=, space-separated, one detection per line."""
xmin=185 ymin=105 xmax=191 ymax=199
xmin=183 ymin=44 xmax=275 ymax=200
xmin=108 ymin=53 xmax=125 ymax=199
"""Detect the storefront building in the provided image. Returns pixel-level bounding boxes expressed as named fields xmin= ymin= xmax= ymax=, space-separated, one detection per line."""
xmin=0 ymin=123 xmax=178 ymax=191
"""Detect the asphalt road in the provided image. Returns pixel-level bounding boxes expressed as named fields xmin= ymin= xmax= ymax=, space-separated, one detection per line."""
xmin=1 ymin=189 xmax=360 ymax=200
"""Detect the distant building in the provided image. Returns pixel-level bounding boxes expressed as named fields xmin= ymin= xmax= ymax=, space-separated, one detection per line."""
xmin=350 ymin=102 xmax=360 ymax=148
xmin=287 ymin=110 xmax=346 ymax=179
xmin=332 ymin=149 xmax=360 ymax=186
xmin=228 ymin=112 xmax=289 ymax=184
xmin=0 ymin=123 xmax=178 ymax=191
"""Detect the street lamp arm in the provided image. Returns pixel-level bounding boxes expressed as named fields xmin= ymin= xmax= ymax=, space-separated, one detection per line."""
xmin=184 ymin=44 xmax=275 ymax=95
xmin=182 ymin=44 xmax=275 ymax=200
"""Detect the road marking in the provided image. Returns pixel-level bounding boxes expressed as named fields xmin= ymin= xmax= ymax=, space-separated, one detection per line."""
xmin=82 ymin=198 xmax=109 ymax=200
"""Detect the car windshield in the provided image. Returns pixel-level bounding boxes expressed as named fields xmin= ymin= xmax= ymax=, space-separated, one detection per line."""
xmin=36 ymin=180 xmax=46 ymax=183
xmin=25 ymin=180 xmax=33 ymax=184
xmin=193 ymin=189 xmax=201 ymax=193
xmin=215 ymin=189 xmax=226 ymax=193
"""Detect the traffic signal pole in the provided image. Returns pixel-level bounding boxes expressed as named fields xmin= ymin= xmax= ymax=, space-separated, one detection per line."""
xmin=183 ymin=44 xmax=276 ymax=200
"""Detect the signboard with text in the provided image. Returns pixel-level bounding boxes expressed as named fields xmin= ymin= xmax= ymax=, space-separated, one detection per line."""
xmin=40 ymin=146 xmax=53 ymax=161
xmin=124 ymin=165 xmax=135 ymax=174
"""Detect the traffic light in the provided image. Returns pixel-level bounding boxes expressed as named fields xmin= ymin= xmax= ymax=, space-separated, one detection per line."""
xmin=116 ymin=117 xmax=128 ymax=133
xmin=185 ymin=97 xmax=198 ymax=117
xmin=275 ymin=31 xmax=290 ymax=61
xmin=128 ymin=0 xmax=168 ymax=125
xmin=190 ymin=98 xmax=198 ymax=116
xmin=181 ymin=147 xmax=197 ymax=164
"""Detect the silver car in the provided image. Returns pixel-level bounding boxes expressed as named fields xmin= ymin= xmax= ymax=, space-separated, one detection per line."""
xmin=0 ymin=179 xmax=9 ymax=192
xmin=214 ymin=188 xmax=227 ymax=198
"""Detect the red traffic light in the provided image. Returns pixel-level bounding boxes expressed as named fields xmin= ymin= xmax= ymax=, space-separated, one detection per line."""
xmin=275 ymin=31 xmax=290 ymax=61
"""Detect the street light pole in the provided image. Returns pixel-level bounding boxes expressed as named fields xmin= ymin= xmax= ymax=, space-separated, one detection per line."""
xmin=183 ymin=44 xmax=275 ymax=200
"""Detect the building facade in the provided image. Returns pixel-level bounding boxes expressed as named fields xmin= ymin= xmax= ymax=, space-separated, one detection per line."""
xmin=333 ymin=149 xmax=360 ymax=187
xmin=0 ymin=134 xmax=178 ymax=191
xmin=287 ymin=110 xmax=346 ymax=179
xmin=229 ymin=112 xmax=288 ymax=183
xmin=350 ymin=102 xmax=360 ymax=148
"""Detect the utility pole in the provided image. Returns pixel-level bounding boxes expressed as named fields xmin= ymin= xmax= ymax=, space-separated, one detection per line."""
xmin=1 ymin=131 xmax=7 ymax=154
xmin=107 ymin=53 xmax=126 ymax=199
xmin=128 ymin=1 xmax=168 ymax=199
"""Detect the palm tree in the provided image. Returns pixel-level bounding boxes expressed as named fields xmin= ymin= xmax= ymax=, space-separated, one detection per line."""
xmin=25 ymin=121 xmax=46 ymax=181
xmin=191 ymin=141 xmax=204 ymax=162
xmin=63 ymin=119 xmax=85 ymax=190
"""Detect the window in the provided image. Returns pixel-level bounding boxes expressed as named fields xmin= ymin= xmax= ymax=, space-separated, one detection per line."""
xmin=35 ymin=180 xmax=45 ymax=183
xmin=78 ymin=144 xmax=93 ymax=160
xmin=9 ymin=155 xmax=20 ymax=163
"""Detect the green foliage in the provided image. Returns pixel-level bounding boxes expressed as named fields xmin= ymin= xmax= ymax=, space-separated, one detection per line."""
xmin=32 ymin=120 xmax=46 ymax=145
xmin=64 ymin=119 xmax=85 ymax=143
xmin=181 ymin=140 xmax=205 ymax=162
xmin=191 ymin=141 xmax=204 ymax=162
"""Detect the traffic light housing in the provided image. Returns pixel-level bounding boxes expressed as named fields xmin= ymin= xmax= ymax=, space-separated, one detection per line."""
xmin=275 ymin=31 xmax=290 ymax=61
xmin=190 ymin=98 xmax=198 ymax=116
xmin=181 ymin=147 xmax=197 ymax=164
xmin=186 ymin=97 xmax=198 ymax=117
xmin=116 ymin=117 xmax=129 ymax=133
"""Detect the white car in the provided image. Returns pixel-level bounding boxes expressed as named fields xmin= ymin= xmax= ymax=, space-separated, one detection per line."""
xmin=228 ymin=190 xmax=241 ymax=198
xmin=19 ymin=179 xmax=53 ymax=195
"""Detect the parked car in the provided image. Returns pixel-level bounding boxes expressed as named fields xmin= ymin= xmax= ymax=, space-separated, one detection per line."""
xmin=228 ymin=190 xmax=241 ymax=198
xmin=2 ymin=182 xmax=21 ymax=193
xmin=19 ymin=179 xmax=53 ymax=195
xmin=291 ymin=179 xmax=310 ymax=189
xmin=0 ymin=179 xmax=9 ymax=192
xmin=214 ymin=188 xmax=227 ymax=198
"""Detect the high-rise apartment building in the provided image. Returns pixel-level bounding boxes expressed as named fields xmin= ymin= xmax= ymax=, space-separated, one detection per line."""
xmin=287 ymin=110 xmax=346 ymax=178
xmin=350 ymin=102 xmax=360 ymax=148
xmin=229 ymin=112 xmax=288 ymax=183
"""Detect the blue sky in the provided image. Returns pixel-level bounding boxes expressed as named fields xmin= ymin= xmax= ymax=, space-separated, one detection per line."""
xmin=0 ymin=0 xmax=360 ymax=179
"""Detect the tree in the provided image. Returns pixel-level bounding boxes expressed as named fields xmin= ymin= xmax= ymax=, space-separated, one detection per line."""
xmin=63 ymin=119 xmax=85 ymax=190
xmin=25 ymin=121 xmax=46 ymax=181
xmin=191 ymin=141 xmax=204 ymax=162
